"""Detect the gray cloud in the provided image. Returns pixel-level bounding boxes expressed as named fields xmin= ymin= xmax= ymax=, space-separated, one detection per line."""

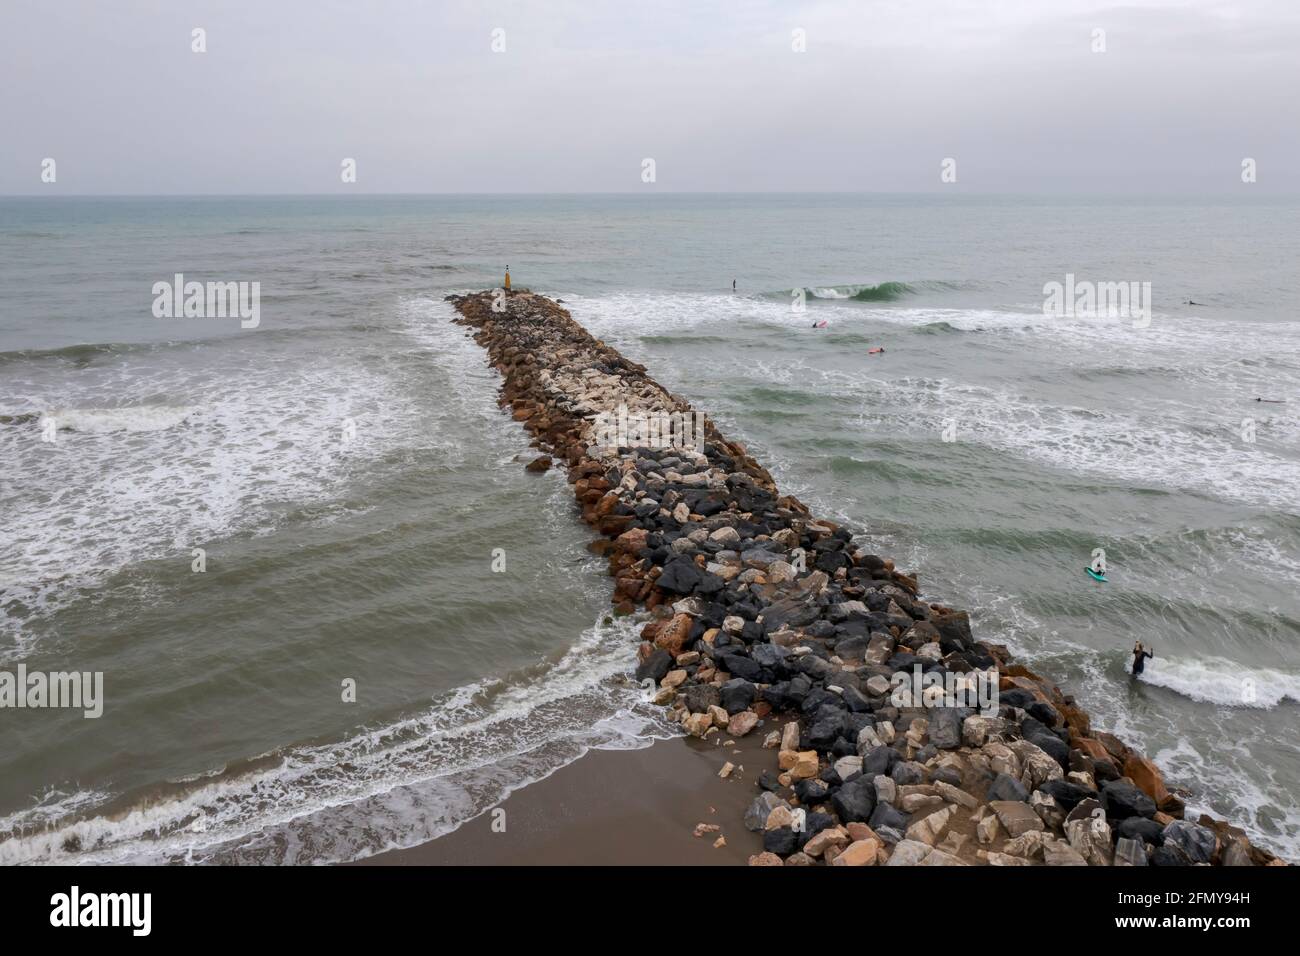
xmin=1 ymin=0 xmax=1296 ymax=194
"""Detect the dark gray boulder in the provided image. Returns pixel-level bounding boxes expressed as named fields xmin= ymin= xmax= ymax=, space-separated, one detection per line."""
xmin=763 ymin=826 xmax=799 ymax=856
xmin=683 ymin=683 xmax=721 ymax=714
xmin=830 ymin=777 xmax=876 ymax=823
xmin=718 ymin=678 xmax=756 ymax=714
xmin=1117 ymin=817 xmax=1165 ymax=846
xmin=635 ymin=649 xmax=672 ymax=683
xmin=986 ymin=772 xmax=1029 ymax=803
xmin=869 ymin=801 xmax=909 ymax=833
xmin=1162 ymin=820 xmax=1217 ymax=864
xmin=929 ymin=708 xmax=963 ymax=749
xmin=1039 ymin=779 xmax=1097 ymax=810
xmin=1102 ymin=779 xmax=1157 ymax=820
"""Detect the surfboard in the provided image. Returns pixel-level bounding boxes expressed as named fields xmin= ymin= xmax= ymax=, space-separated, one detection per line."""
xmin=1086 ymin=567 xmax=1107 ymax=582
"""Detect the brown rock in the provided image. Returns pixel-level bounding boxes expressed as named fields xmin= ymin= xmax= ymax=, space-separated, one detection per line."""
xmin=790 ymin=751 xmax=819 ymax=780
xmin=804 ymin=826 xmax=851 ymax=858
xmin=748 ymin=852 xmax=783 ymax=866
xmin=728 ymin=711 xmax=759 ymax=737
xmin=1096 ymin=731 xmax=1131 ymax=763
xmin=682 ymin=713 xmax=713 ymax=738
xmin=614 ymin=527 xmax=648 ymax=553
xmin=1123 ymin=752 xmax=1171 ymax=805
xmin=1073 ymin=736 xmax=1121 ymax=777
xmin=660 ymin=669 xmax=687 ymax=689
xmin=647 ymin=613 xmax=693 ymax=657
xmin=990 ymin=800 xmax=1045 ymax=838
xmin=905 ymin=806 xmax=952 ymax=846
xmin=765 ymin=806 xmax=796 ymax=830
xmin=846 ymin=822 xmax=879 ymax=843
xmin=832 ymin=838 xmax=882 ymax=866
xmin=524 ymin=455 xmax=552 ymax=473
xmin=780 ymin=722 xmax=801 ymax=751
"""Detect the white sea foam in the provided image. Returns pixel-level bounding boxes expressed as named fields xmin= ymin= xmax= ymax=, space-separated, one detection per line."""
xmin=663 ymin=339 xmax=1300 ymax=511
xmin=1154 ymin=734 xmax=1300 ymax=861
xmin=568 ymin=291 xmax=1300 ymax=395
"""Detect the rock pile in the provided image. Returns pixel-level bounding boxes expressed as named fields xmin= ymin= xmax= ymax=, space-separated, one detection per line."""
xmin=448 ymin=289 xmax=1282 ymax=867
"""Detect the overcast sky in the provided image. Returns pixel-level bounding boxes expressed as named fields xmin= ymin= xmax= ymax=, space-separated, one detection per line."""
xmin=2 ymin=0 xmax=1297 ymax=194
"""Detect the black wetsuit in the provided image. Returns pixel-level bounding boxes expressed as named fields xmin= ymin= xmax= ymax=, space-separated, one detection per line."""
xmin=1131 ymin=649 xmax=1153 ymax=676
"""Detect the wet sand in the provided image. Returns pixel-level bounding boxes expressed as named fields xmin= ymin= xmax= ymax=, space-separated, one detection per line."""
xmin=358 ymin=733 xmax=775 ymax=866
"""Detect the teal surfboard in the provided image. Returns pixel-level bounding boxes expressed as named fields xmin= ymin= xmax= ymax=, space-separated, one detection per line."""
xmin=1086 ymin=567 xmax=1108 ymax=582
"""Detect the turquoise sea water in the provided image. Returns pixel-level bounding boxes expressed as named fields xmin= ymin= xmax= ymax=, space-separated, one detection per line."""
xmin=1 ymin=194 xmax=1297 ymax=862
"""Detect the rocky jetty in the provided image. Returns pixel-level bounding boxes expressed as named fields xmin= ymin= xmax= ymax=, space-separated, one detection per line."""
xmin=448 ymin=289 xmax=1282 ymax=867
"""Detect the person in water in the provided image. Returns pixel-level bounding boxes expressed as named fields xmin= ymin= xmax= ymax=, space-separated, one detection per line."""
xmin=504 ymin=266 xmax=511 ymax=292
xmin=732 ymin=278 xmax=736 ymax=290
xmin=1131 ymin=640 xmax=1154 ymax=676
xmin=868 ymin=346 xmax=885 ymax=354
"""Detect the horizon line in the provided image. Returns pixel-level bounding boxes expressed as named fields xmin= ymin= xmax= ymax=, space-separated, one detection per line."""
xmin=2 ymin=190 xmax=1295 ymax=200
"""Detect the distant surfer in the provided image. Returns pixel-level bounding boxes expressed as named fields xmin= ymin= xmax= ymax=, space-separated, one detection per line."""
xmin=811 ymin=319 xmax=828 ymax=329
xmin=1131 ymin=640 xmax=1154 ymax=677
xmin=732 ymin=278 xmax=736 ymax=291
xmin=504 ymin=266 xmax=511 ymax=292
xmin=868 ymin=346 xmax=885 ymax=354
xmin=1255 ymin=397 xmax=1285 ymax=404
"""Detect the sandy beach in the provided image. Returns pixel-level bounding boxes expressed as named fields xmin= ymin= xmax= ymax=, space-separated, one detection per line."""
xmin=361 ymin=734 xmax=771 ymax=866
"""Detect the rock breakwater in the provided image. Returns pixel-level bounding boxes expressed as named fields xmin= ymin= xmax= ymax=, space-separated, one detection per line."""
xmin=447 ymin=289 xmax=1282 ymax=867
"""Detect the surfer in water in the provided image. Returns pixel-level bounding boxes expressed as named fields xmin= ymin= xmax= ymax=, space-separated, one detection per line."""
xmin=732 ymin=278 xmax=736 ymax=291
xmin=868 ymin=346 xmax=885 ymax=354
xmin=811 ymin=319 xmax=828 ymax=329
xmin=1131 ymin=640 xmax=1154 ymax=677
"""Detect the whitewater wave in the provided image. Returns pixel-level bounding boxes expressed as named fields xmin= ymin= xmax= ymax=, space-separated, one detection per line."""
xmin=1138 ymin=656 xmax=1300 ymax=709
xmin=697 ymin=354 xmax=1300 ymax=513
xmin=767 ymin=280 xmax=980 ymax=302
xmin=42 ymin=405 xmax=196 ymax=434
xmin=794 ymin=282 xmax=914 ymax=302
xmin=0 ymin=341 xmax=165 ymax=366
xmin=0 ymin=310 xmax=464 ymax=647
